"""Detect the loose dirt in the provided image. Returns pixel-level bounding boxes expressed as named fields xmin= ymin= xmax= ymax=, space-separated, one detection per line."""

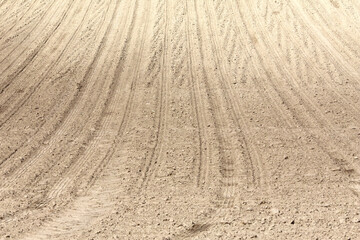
xmin=0 ymin=0 xmax=359 ymax=239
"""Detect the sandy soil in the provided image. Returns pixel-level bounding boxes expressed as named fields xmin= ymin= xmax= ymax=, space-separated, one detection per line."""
xmin=0 ymin=0 xmax=359 ymax=239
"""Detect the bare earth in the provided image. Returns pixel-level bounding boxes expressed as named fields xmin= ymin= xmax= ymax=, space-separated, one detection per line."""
xmin=0 ymin=0 xmax=359 ymax=239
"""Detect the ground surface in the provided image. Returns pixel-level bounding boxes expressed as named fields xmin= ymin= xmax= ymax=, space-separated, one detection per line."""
xmin=0 ymin=0 xmax=359 ymax=239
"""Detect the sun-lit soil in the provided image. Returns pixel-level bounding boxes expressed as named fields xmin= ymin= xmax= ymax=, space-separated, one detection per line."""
xmin=0 ymin=0 xmax=359 ymax=239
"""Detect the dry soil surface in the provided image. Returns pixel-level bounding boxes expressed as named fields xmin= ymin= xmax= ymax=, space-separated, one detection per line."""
xmin=0 ymin=0 xmax=360 ymax=239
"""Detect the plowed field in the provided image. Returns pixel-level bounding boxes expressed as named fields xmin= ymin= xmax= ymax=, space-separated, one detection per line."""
xmin=0 ymin=0 xmax=359 ymax=239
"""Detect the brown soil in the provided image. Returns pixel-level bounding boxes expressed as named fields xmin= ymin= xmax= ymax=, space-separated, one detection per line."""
xmin=0 ymin=0 xmax=359 ymax=239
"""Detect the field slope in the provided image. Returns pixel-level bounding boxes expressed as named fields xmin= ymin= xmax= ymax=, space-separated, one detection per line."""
xmin=0 ymin=0 xmax=359 ymax=239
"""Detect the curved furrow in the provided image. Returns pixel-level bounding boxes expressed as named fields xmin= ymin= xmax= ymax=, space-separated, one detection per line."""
xmin=211 ymin=0 xmax=262 ymax=200
xmin=231 ymin=2 xmax=326 ymax=189
xmin=0 ymin=0 xmax=30 ymax=34
xmin=229 ymin=0 xmax=302 ymax=129
xmin=19 ymin=0 xmax=116 ymax=194
xmin=140 ymin=0 xmax=170 ymax=188
xmin=278 ymin=3 xmax=360 ymax=124
xmin=289 ymin=0 xmax=360 ymax=78
xmin=193 ymin=0 xmax=236 ymax=210
xmin=0 ymin=0 xmax=113 ymax=186
xmin=317 ymin=0 xmax=360 ymax=43
xmin=221 ymin=23 xmax=233 ymax=53
xmin=0 ymin=0 xmax=32 ymax=37
xmin=0 ymin=0 xmax=56 ymax=65
xmin=150 ymin=0 xmax=203 ymax=187
xmin=0 ymin=0 xmax=79 ymax=127
xmin=216 ymin=0 xmax=325 ymax=197
xmin=227 ymin=1 xmax=297 ymax=130
xmin=0 ymin=0 xmax=42 ymax=45
xmin=143 ymin=0 xmax=164 ymax=88
xmin=284 ymin=6 xmax=360 ymax=90
xmin=138 ymin=0 xmax=166 ymax=187
xmin=205 ymin=0 xmax=270 ymax=189
xmin=246 ymin=0 xmax=358 ymax=128
xmin=0 ymin=2 xmax=100 ymax=175
xmin=0 ymin=0 xmax=125 ymax=235
xmin=261 ymin=2 xmax=360 ymax=121
xmin=242 ymin=0 xmax=344 ymax=129
xmin=304 ymin=0 xmax=360 ymax=64
xmin=309 ymin=44 xmax=360 ymax=119
xmin=185 ymin=0 xmax=211 ymax=188
xmin=196 ymin=0 xmax=255 ymax=208
xmin=0 ymin=0 xmax=112 ymax=189
xmin=0 ymin=0 xmax=111 ymax=169
xmin=136 ymin=0 xmax=165 ymax=187
xmin=0 ymin=0 xmax=72 ymax=164
xmin=46 ymin=0 xmax=146 ymax=200
xmin=0 ymin=0 xmax=98 ymax=169
xmin=238 ymin=0 xmax=358 ymax=188
xmin=241 ymin=0 xmax=360 ymax=195
xmin=273 ymin=1 xmax=360 ymax=139
xmin=0 ymin=0 xmax=69 ymax=98
xmin=170 ymin=30 xmax=187 ymax=87
xmin=285 ymin=2 xmax=360 ymax=85
xmin=0 ymin=0 xmax=64 ymax=77
xmin=0 ymin=0 xmax=359 ymax=239
xmin=173 ymin=5 xmax=254 ymax=237
xmin=237 ymin=0 xmax=360 ymax=202
xmin=19 ymin=0 xmax=156 ymax=238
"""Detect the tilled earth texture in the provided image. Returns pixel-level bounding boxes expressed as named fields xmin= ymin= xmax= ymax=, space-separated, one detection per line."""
xmin=0 ymin=0 xmax=360 ymax=239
